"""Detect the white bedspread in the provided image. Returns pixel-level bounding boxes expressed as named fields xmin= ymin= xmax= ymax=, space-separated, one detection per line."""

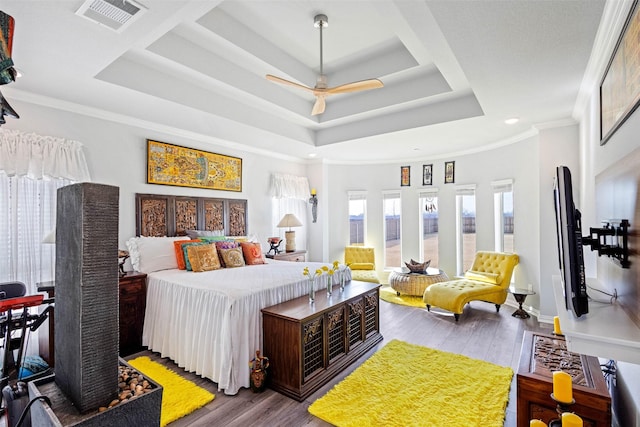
xmin=143 ymin=259 xmax=348 ymax=395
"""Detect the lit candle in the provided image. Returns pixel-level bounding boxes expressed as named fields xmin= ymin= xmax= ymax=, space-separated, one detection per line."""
xmin=552 ymin=371 xmax=573 ymax=404
xmin=311 ymin=188 xmax=317 ymax=195
xmin=561 ymin=412 xmax=583 ymax=427
xmin=530 ymin=420 xmax=547 ymax=427
xmin=553 ymin=316 xmax=562 ymax=335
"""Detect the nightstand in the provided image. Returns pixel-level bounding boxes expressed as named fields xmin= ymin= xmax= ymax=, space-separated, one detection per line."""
xmin=119 ymin=271 xmax=147 ymax=356
xmin=266 ymin=250 xmax=306 ymax=262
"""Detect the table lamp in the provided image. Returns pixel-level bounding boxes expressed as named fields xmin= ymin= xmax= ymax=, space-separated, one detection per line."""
xmin=277 ymin=214 xmax=302 ymax=252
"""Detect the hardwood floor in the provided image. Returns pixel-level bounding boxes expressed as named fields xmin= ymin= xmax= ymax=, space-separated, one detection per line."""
xmin=128 ymin=298 xmax=550 ymax=427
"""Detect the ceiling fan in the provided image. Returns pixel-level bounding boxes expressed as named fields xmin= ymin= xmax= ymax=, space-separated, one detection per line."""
xmin=266 ymin=14 xmax=384 ymax=116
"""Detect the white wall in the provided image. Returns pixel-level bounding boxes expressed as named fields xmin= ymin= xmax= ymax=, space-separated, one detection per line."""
xmin=321 ymin=129 xmax=578 ymax=316
xmin=6 ymin=99 xmax=308 ymax=254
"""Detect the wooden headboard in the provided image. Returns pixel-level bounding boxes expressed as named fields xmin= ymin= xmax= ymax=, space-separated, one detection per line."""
xmin=135 ymin=193 xmax=247 ymax=237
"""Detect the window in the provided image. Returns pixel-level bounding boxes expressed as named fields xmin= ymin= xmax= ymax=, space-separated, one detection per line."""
xmin=492 ymin=179 xmax=514 ymax=253
xmin=269 ymin=174 xmax=309 ymax=251
xmin=383 ymin=192 xmax=401 ymax=269
xmin=348 ymin=191 xmax=367 ymax=245
xmin=419 ymin=189 xmax=439 ymax=267
xmin=455 ymin=185 xmax=476 ymax=275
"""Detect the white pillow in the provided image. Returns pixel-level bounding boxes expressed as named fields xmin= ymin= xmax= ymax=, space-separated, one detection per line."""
xmin=185 ymin=229 xmax=225 ymax=239
xmin=126 ymin=236 xmax=189 ymax=273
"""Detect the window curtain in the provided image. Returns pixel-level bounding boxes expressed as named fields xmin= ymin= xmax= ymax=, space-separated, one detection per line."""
xmin=269 ymin=173 xmax=310 ymax=251
xmin=0 ymin=129 xmax=90 ymax=293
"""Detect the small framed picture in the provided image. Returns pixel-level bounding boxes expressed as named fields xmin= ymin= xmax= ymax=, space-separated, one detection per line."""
xmin=444 ymin=161 xmax=455 ymax=184
xmin=400 ymin=166 xmax=411 ymax=187
xmin=422 ymin=164 xmax=433 ymax=186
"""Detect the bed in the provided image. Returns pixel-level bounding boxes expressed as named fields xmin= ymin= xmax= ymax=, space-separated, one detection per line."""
xmin=131 ymin=193 xmax=344 ymax=395
xmin=142 ymin=259 xmax=343 ymax=395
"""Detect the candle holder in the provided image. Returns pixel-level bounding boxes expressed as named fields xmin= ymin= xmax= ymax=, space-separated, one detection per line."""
xmin=547 ymin=394 xmax=575 ymax=426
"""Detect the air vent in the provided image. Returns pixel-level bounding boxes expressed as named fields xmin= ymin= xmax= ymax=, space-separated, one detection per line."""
xmin=76 ymin=0 xmax=146 ymax=32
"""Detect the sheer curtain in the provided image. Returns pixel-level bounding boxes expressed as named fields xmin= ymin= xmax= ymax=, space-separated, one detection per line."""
xmin=269 ymin=173 xmax=310 ymax=252
xmin=0 ymin=129 xmax=90 ymax=293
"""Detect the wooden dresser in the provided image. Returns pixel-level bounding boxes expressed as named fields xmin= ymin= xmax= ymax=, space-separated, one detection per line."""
xmin=262 ymin=280 xmax=382 ymax=401
xmin=118 ymin=272 xmax=147 ymax=356
xmin=517 ymin=331 xmax=611 ymax=427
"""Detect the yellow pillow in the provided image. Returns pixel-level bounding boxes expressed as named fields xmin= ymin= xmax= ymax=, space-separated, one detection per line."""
xmin=219 ymin=247 xmax=246 ymax=268
xmin=350 ymin=262 xmax=374 ymax=271
xmin=464 ymin=270 xmax=500 ymax=284
xmin=187 ymin=244 xmax=221 ymax=272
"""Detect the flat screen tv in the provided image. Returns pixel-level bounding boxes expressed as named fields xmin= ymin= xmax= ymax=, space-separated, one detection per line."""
xmin=553 ymin=165 xmax=588 ymax=317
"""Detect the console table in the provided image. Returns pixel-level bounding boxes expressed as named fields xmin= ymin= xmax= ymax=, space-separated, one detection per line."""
xmin=517 ymin=331 xmax=611 ymax=427
xmin=262 ymin=280 xmax=382 ymax=401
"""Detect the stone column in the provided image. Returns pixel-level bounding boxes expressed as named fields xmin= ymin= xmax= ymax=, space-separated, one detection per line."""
xmin=54 ymin=183 xmax=119 ymax=413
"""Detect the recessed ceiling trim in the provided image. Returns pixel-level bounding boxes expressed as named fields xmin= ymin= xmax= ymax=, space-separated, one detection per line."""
xmin=76 ymin=0 xmax=147 ymax=32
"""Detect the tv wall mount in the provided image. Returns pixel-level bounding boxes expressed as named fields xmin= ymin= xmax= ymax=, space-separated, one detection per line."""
xmin=582 ymin=219 xmax=630 ymax=268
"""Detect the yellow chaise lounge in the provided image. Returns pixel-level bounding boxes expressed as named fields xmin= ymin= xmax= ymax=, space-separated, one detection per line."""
xmin=423 ymin=251 xmax=519 ymax=321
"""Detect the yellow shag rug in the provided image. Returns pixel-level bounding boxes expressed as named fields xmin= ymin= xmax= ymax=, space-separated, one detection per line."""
xmin=379 ymin=285 xmax=428 ymax=308
xmin=308 ymin=339 xmax=513 ymax=427
xmin=128 ymin=356 xmax=215 ymax=427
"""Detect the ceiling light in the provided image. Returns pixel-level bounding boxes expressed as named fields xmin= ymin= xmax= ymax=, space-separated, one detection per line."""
xmin=309 ymin=153 xmax=317 ymax=158
xmin=505 ymin=117 xmax=519 ymax=125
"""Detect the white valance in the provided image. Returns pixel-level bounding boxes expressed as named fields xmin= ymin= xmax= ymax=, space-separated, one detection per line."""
xmin=455 ymin=184 xmax=476 ymax=196
xmin=491 ymin=179 xmax=513 ymax=193
xmin=418 ymin=187 xmax=439 ymax=198
xmin=348 ymin=190 xmax=367 ymax=200
xmin=0 ymin=129 xmax=91 ymax=181
xmin=269 ymin=173 xmax=310 ymax=200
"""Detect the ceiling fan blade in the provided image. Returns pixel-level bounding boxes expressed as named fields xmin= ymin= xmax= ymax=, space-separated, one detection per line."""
xmin=266 ymin=74 xmax=315 ymax=93
xmin=311 ymin=96 xmax=326 ymax=116
xmin=325 ymin=79 xmax=384 ymax=95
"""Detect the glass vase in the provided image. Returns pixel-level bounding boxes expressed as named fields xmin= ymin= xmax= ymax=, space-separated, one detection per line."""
xmin=339 ymin=269 xmax=346 ymax=291
xmin=308 ymin=277 xmax=316 ymax=303
xmin=326 ymin=274 xmax=332 ymax=297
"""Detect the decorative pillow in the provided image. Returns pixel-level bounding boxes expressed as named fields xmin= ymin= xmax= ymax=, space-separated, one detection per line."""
xmin=185 ymin=229 xmax=225 ymax=239
xmin=464 ymin=270 xmax=500 ymax=285
xmin=404 ymin=259 xmax=430 ymax=274
xmin=187 ymin=244 xmax=221 ymax=272
xmin=240 ymin=242 xmax=266 ymax=265
xmin=199 ymin=236 xmax=229 ymax=243
xmin=350 ymin=262 xmax=374 ymax=271
xmin=225 ymin=236 xmax=249 ymax=243
xmin=183 ymin=242 xmax=211 ymax=271
xmin=174 ymin=239 xmax=201 ymax=270
xmin=219 ymin=247 xmax=246 ymax=268
xmin=126 ymin=236 xmax=190 ymax=273
xmin=215 ymin=240 xmax=240 ymax=268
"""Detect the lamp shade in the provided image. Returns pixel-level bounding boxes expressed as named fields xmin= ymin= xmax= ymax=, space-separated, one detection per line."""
xmin=277 ymin=214 xmax=302 ymax=229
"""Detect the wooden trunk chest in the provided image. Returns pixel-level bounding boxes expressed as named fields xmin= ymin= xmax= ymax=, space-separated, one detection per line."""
xmin=517 ymin=331 xmax=611 ymax=427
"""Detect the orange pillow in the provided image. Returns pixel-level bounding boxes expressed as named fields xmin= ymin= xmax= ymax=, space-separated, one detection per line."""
xmin=174 ymin=239 xmax=201 ymax=270
xmin=240 ymin=242 xmax=266 ymax=265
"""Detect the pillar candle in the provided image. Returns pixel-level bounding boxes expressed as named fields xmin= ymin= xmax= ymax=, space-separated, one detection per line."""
xmin=553 ymin=316 xmax=562 ymax=335
xmin=561 ymin=412 xmax=583 ymax=427
xmin=311 ymin=188 xmax=317 ymax=195
xmin=552 ymin=371 xmax=573 ymax=403
xmin=530 ymin=420 xmax=547 ymax=427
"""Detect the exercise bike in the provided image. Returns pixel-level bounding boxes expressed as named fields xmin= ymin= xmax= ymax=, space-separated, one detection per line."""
xmin=0 ymin=282 xmax=54 ymax=427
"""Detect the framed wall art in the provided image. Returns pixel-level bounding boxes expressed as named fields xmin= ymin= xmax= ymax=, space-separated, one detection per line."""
xmin=444 ymin=161 xmax=455 ymax=184
xmin=423 ymin=164 xmax=433 ymax=185
xmin=600 ymin=0 xmax=640 ymax=145
xmin=400 ymin=166 xmax=411 ymax=187
xmin=147 ymin=139 xmax=242 ymax=192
